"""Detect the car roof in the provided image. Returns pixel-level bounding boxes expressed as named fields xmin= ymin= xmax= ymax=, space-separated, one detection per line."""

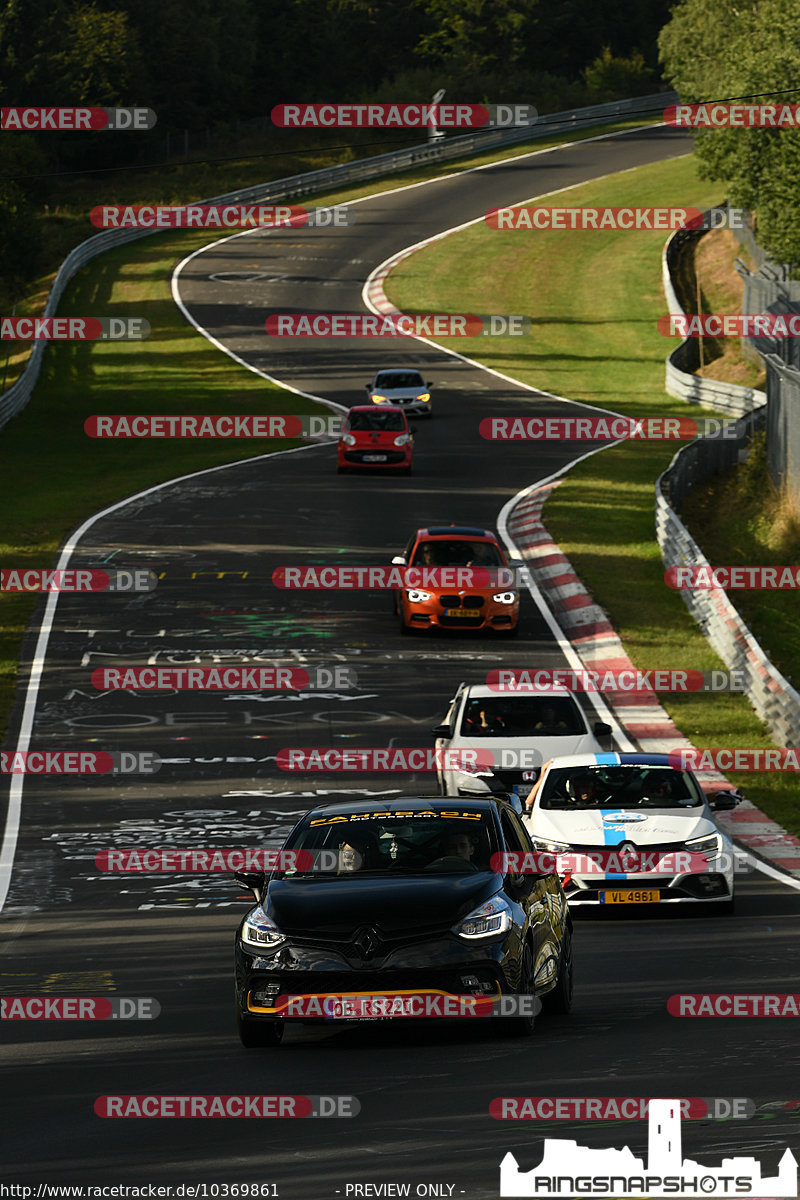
xmin=416 ymin=525 xmax=492 ymax=539
xmin=542 ymin=752 xmax=684 ymax=769
xmin=373 ymin=367 xmax=423 ymax=375
xmin=303 ymin=796 xmax=506 ymax=819
xmin=460 ymin=682 xmax=572 ymax=699
xmin=347 ymin=404 xmax=405 ymax=413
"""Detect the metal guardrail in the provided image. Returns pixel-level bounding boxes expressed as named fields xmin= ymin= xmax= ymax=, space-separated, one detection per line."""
xmin=0 ymin=90 xmax=676 ymax=432
xmin=661 ymin=212 xmax=766 ymax=416
xmin=657 ymin=223 xmax=800 ymax=746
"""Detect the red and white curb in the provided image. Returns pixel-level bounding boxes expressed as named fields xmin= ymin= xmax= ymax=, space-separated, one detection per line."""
xmin=506 ymin=482 xmax=800 ymax=879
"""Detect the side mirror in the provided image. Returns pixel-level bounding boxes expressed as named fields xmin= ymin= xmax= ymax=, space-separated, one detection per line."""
xmin=391 ymin=554 xmax=407 ymax=566
xmin=410 ymin=426 xmax=418 ymax=435
xmin=431 ymin=724 xmax=454 ymax=739
xmin=233 ymin=871 xmax=264 ymax=902
xmin=365 ymin=383 xmax=372 ymax=389
xmin=593 ymin=721 xmax=612 ymax=738
xmin=426 ymin=381 xmax=434 ymax=388
xmin=711 ymin=790 xmax=741 ymax=811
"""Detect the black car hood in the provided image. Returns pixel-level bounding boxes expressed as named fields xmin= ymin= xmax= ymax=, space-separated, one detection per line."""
xmin=266 ymin=872 xmax=501 ymax=937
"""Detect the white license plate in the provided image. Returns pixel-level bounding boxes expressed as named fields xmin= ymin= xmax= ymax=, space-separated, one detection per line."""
xmin=362 ymin=454 xmax=387 ymax=462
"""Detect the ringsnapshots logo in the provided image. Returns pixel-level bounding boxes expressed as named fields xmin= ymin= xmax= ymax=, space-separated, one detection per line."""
xmin=491 ymin=1097 xmax=755 ymax=1121
xmin=89 ymin=205 xmax=352 ymax=229
xmin=1 ymin=996 xmax=159 ymax=1020
xmin=486 ymin=668 xmax=749 ymax=695
xmin=84 ymin=414 xmax=346 ymax=439
xmin=271 ymin=103 xmax=537 ymax=128
xmin=90 ymin=665 xmax=357 ymax=691
xmin=666 ymin=565 xmax=800 ymax=589
xmin=0 ymin=568 xmax=157 ymax=592
xmin=479 ymin=416 xmax=736 ymax=441
xmin=499 ymin=1098 xmax=798 ymax=1197
xmin=1 ymin=106 xmax=157 ymax=131
xmin=265 ymin=313 xmax=530 ymax=337
xmin=94 ymin=1095 xmax=358 ymax=1118
xmin=1 ymin=750 xmax=160 ymax=775
xmin=664 ymin=102 xmax=800 ymax=127
xmin=1 ymin=317 xmax=149 ymax=340
xmin=486 ymin=207 xmax=701 ymax=231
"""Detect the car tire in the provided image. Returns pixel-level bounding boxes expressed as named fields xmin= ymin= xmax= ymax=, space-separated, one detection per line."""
xmin=717 ymin=895 xmax=735 ymax=915
xmin=542 ymin=926 xmax=573 ymax=1014
xmin=237 ymin=1011 xmax=284 ymax=1048
xmin=496 ymin=943 xmax=537 ymax=1038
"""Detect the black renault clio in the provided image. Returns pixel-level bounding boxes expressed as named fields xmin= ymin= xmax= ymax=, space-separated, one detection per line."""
xmin=233 ymin=796 xmax=573 ymax=1046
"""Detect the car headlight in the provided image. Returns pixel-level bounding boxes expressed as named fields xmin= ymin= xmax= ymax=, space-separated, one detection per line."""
xmin=341 ymin=433 xmax=356 ymax=446
xmin=686 ymin=832 xmax=722 ymax=859
xmin=492 ymin=591 xmax=517 ymax=604
xmin=394 ymin=433 xmax=410 ymax=446
xmin=371 ymin=393 xmax=387 ymax=403
xmin=529 ymin=836 xmax=570 ymax=852
xmin=241 ymin=905 xmax=286 ymax=949
xmin=406 ymin=588 xmax=433 ymax=602
xmin=452 ymin=894 xmax=512 ymax=940
xmin=416 ymin=392 xmax=431 ymax=402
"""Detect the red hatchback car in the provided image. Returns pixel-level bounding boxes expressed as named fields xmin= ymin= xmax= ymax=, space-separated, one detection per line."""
xmin=393 ymin=525 xmax=521 ymax=634
xmin=337 ymin=405 xmax=414 ymax=475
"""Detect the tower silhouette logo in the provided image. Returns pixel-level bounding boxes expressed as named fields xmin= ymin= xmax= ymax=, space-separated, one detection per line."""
xmin=500 ymin=1098 xmax=797 ymax=1197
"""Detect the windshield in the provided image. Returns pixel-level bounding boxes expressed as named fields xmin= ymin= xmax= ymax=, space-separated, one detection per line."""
xmin=374 ymin=371 xmax=423 ymax=389
xmin=459 ymin=695 xmax=585 ymax=737
xmin=411 ymin=540 xmax=503 ymax=568
xmin=280 ymin=810 xmax=499 ymax=875
xmin=346 ymin=410 xmax=406 ymax=432
xmin=539 ymin=765 xmax=704 ymax=809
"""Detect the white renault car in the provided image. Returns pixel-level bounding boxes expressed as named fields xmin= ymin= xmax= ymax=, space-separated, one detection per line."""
xmin=432 ymin=682 xmax=611 ymax=802
xmin=523 ymin=752 xmax=742 ymax=911
xmin=365 ymin=368 xmax=433 ymax=417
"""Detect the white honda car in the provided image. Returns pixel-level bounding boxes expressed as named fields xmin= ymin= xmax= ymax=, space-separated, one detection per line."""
xmin=432 ymin=682 xmax=611 ymax=802
xmin=523 ymin=753 xmax=742 ymax=911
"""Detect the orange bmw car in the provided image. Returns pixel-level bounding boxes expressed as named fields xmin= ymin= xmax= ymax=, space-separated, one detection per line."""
xmin=392 ymin=525 xmax=521 ymax=635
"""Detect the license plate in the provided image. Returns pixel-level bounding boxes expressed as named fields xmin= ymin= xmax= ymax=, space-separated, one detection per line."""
xmin=513 ymin=784 xmax=532 ymax=799
xmin=443 ymin=608 xmax=481 ymax=617
xmin=363 ymin=454 xmax=387 ymax=462
xmin=599 ymin=889 xmax=661 ymax=904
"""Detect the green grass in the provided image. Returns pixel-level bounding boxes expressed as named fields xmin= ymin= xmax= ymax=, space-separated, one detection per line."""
xmin=385 ymin=153 xmax=799 ymax=834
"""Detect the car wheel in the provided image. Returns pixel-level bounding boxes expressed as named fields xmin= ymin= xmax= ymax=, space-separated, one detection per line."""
xmin=716 ymin=896 xmax=735 ymax=915
xmin=400 ymin=613 xmax=411 ymax=635
xmin=542 ymin=926 xmax=573 ymax=1014
xmin=402 ymin=465 xmax=413 ymax=476
xmin=497 ymin=943 xmax=537 ymax=1038
xmin=337 ymin=466 xmax=347 ymax=475
xmin=237 ymin=1011 xmax=284 ymax=1048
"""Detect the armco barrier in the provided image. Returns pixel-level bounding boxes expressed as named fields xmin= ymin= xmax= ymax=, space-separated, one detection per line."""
xmin=657 ymin=223 xmax=800 ymax=745
xmin=662 ymin=210 xmax=766 ymax=416
xmin=0 ymin=91 xmax=676 ymax=432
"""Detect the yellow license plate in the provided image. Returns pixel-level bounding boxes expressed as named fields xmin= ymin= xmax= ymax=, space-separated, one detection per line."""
xmin=444 ymin=608 xmax=481 ymax=617
xmin=599 ymin=889 xmax=661 ymax=904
